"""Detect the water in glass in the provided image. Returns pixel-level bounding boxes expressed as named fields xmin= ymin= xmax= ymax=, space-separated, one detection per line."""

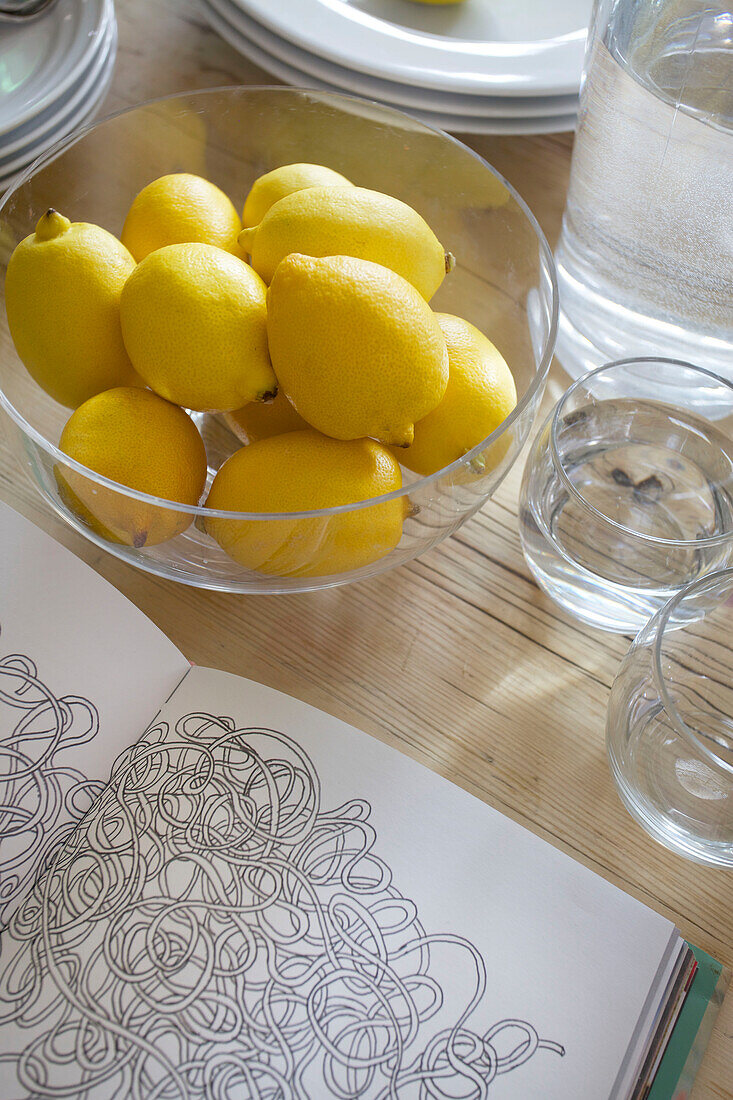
xmin=519 ymin=361 xmax=733 ymax=632
xmin=555 ymin=1 xmax=733 ymax=380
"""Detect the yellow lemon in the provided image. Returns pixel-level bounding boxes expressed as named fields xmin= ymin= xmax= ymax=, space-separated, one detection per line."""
xmin=121 ymin=173 xmax=243 ymax=261
xmin=395 ymin=313 xmax=517 ymax=476
xmin=56 ymin=387 xmax=208 ymax=547
xmin=204 ymin=429 xmax=405 ymax=577
xmin=120 ymin=242 xmax=276 ymax=412
xmin=267 ymin=254 xmax=449 ymax=448
xmin=407 ymin=0 xmax=465 ymax=4
xmin=5 ymin=210 xmax=140 ymax=408
xmin=223 ymin=389 xmax=309 ymax=445
xmin=239 ymin=185 xmax=451 ymax=300
xmin=243 ymin=162 xmax=353 ymax=227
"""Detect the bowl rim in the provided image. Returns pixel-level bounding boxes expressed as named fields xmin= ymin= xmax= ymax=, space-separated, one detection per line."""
xmin=0 ymin=85 xmax=558 ymax=522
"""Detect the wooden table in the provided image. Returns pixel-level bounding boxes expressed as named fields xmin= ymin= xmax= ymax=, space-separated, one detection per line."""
xmin=1 ymin=2 xmax=731 ymax=1096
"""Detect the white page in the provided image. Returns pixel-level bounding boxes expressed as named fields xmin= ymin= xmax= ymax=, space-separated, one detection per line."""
xmin=0 ymin=503 xmax=189 ymax=925
xmin=0 ymin=666 xmax=678 ymax=1100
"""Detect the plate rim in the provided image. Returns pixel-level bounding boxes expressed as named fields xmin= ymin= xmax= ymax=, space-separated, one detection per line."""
xmin=0 ymin=0 xmax=111 ymax=137
xmin=0 ymin=26 xmax=117 ymax=182
xmin=202 ymin=0 xmax=577 ymax=135
xmin=0 ymin=12 xmax=114 ymax=160
xmin=230 ymin=0 xmax=587 ymax=96
xmin=209 ymin=0 xmax=580 ymax=118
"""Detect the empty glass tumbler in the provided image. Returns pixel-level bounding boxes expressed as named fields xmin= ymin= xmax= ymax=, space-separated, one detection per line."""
xmin=518 ymin=358 xmax=733 ymax=633
xmin=555 ymin=0 xmax=733 ymax=380
xmin=606 ymin=568 xmax=733 ymax=866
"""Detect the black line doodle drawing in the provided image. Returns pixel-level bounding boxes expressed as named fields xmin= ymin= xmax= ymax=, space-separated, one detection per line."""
xmin=0 ymin=711 xmax=565 ymax=1099
xmin=0 ymin=632 xmax=103 ymax=930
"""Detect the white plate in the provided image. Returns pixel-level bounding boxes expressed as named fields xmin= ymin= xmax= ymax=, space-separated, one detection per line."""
xmin=0 ymin=0 xmax=109 ymax=136
xmin=0 ymin=20 xmax=115 ymax=170
xmin=211 ymin=0 xmax=579 ymax=119
xmin=0 ymin=52 xmax=115 ymax=193
xmin=232 ymin=0 xmax=589 ymax=96
xmin=0 ymin=27 xmax=117 ymax=188
xmin=203 ymin=1 xmax=577 ymax=135
xmin=0 ymin=2 xmax=114 ymax=160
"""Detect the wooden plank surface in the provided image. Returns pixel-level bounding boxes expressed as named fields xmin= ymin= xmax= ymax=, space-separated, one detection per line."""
xmin=1 ymin=1 xmax=731 ymax=1095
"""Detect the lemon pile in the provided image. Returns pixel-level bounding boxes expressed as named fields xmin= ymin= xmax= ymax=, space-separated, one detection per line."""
xmin=5 ymin=164 xmax=516 ymax=577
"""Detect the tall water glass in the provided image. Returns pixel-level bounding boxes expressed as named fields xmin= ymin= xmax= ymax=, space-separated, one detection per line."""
xmin=555 ymin=0 xmax=733 ymax=381
xmin=518 ymin=358 xmax=733 ymax=633
xmin=607 ymin=569 xmax=733 ymax=866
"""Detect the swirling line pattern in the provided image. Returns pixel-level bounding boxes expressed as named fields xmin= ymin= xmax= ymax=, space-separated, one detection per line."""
xmin=0 ymin=643 xmax=103 ymax=930
xmin=0 ymin=711 xmax=564 ymax=1098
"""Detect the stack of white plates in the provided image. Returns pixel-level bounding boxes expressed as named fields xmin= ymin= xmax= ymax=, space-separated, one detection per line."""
xmin=201 ymin=0 xmax=589 ymax=135
xmin=0 ymin=0 xmax=117 ymax=191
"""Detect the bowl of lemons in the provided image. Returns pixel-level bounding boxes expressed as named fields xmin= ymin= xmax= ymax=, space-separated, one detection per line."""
xmin=0 ymin=88 xmax=557 ymax=593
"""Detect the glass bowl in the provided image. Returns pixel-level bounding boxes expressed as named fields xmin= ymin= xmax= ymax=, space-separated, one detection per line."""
xmin=0 ymin=87 xmax=557 ymax=594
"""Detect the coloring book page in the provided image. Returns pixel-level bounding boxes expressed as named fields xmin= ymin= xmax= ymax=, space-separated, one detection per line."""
xmin=0 ymin=666 xmax=679 ymax=1099
xmin=0 ymin=503 xmax=189 ymax=926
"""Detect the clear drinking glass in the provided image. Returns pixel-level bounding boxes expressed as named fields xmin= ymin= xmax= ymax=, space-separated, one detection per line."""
xmin=518 ymin=358 xmax=733 ymax=633
xmin=607 ymin=568 xmax=733 ymax=866
xmin=555 ymin=0 xmax=733 ymax=381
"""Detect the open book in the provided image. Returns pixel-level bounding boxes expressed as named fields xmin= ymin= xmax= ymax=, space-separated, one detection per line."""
xmin=0 ymin=502 xmax=726 ymax=1099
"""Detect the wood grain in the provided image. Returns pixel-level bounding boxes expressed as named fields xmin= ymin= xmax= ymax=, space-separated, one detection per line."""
xmin=1 ymin=2 xmax=730 ymax=1095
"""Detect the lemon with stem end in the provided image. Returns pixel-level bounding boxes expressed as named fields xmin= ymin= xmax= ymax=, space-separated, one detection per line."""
xmin=56 ymin=387 xmax=208 ymax=547
xmin=267 ymin=254 xmax=449 ymax=448
xmin=239 ymin=185 xmax=452 ymax=301
xmin=5 ymin=209 xmax=140 ymax=408
xmin=203 ymin=430 xmax=407 ymax=577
